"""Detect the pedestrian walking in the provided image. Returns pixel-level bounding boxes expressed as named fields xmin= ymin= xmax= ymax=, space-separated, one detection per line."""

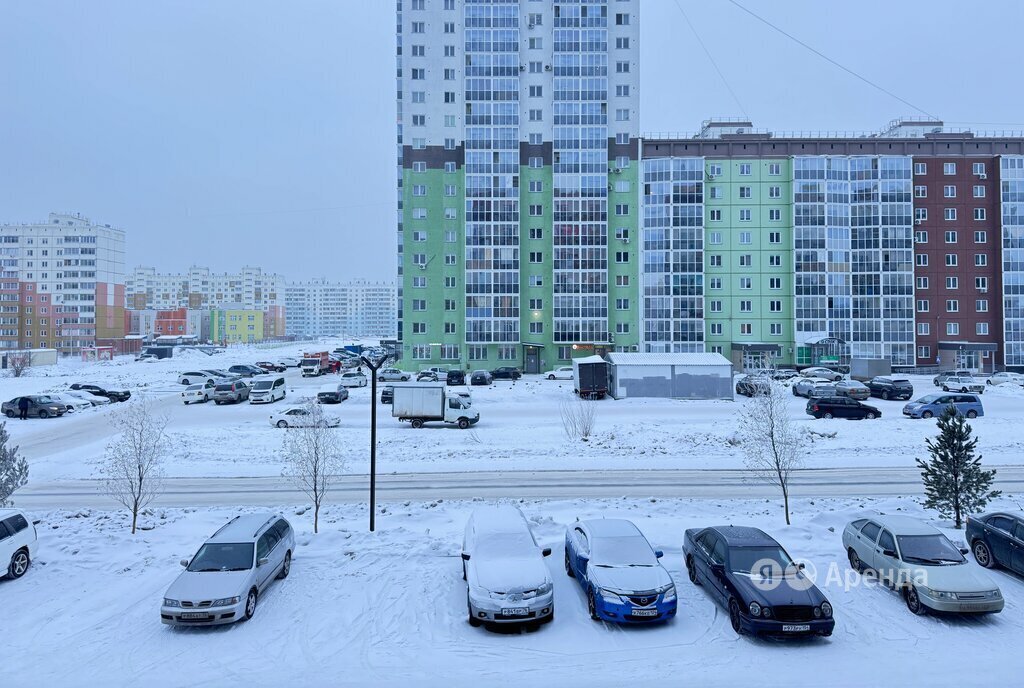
xmin=18 ymin=396 xmax=29 ymax=420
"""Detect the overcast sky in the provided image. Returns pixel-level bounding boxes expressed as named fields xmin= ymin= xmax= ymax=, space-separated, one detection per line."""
xmin=2 ymin=0 xmax=1022 ymax=282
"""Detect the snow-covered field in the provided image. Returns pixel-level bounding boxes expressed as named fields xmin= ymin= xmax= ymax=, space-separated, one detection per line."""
xmin=4 ymin=496 xmax=1024 ymax=687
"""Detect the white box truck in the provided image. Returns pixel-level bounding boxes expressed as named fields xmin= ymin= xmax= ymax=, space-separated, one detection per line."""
xmin=391 ymin=382 xmax=479 ymax=429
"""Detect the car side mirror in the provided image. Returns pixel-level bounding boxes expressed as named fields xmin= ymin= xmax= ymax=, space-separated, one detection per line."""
xmin=882 ymin=549 xmax=897 ymax=558
xmin=710 ymin=563 xmax=725 ymax=578
xmin=959 ymin=547 xmax=969 ymax=555
xmin=461 ymin=552 xmax=471 ymax=561
xmin=655 ymin=550 xmax=664 ymax=559
xmin=257 ymin=557 xmax=269 ymax=567
xmin=180 ymin=558 xmax=189 ymax=568
xmin=541 ymin=547 xmax=552 ymax=557
xmin=797 ymin=562 xmax=806 ymax=570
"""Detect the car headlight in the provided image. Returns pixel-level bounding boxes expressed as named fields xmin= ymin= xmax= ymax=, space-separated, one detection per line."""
xmin=921 ymin=587 xmax=958 ymax=600
xmin=662 ymin=584 xmax=676 ymax=602
xmin=537 ymin=582 xmax=553 ymax=595
xmin=211 ymin=596 xmax=241 ymax=607
xmin=600 ymin=588 xmax=625 ymax=604
xmin=749 ymin=601 xmax=762 ymax=617
xmin=163 ymin=598 xmax=180 ymax=607
xmin=982 ymin=590 xmax=1002 ymax=599
xmin=821 ymin=601 xmax=832 ymax=618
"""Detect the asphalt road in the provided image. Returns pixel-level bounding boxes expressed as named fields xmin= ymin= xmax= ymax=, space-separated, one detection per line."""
xmin=15 ymin=466 xmax=1024 ymax=509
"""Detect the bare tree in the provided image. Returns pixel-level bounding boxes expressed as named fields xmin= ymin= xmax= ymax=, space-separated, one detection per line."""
xmin=736 ymin=383 xmax=805 ymax=525
xmin=560 ymin=396 xmax=597 ymax=442
xmin=103 ymin=398 xmax=169 ymax=534
xmin=281 ymin=402 xmax=345 ymax=533
xmin=6 ymin=352 xmax=30 ymax=378
xmin=0 ymin=421 xmax=28 ymax=506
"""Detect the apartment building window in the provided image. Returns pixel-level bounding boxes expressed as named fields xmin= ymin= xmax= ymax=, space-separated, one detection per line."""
xmin=768 ymin=163 xmax=781 ymax=176
xmin=739 ymin=186 xmax=752 ymax=199
xmin=412 ymin=161 xmax=426 ymax=172
xmin=529 ymin=275 xmax=543 ymax=287
xmin=444 ymin=276 xmax=456 ymax=288
xmin=944 ymin=162 xmax=957 ymax=175
xmin=708 ymin=231 xmax=722 ymax=244
xmin=976 ymin=277 xmax=988 ymax=290
xmin=616 ymin=61 xmax=630 ymax=73
xmin=945 ymin=254 xmax=958 ymax=266
xmin=616 ymin=37 xmax=630 ymax=49
xmin=915 ymin=185 xmax=927 ymax=198
xmin=444 ymin=45 xmax=455 ymax=56
xmin=444 ymin=299 xmax=456 ymax=311
xmin=769 ymin=255 xmax=782 ymax=267
xmin=975 ymin=230 xmax=987 ymax=243
xmin=917 ymin=299 xmax=930 ymax=312
xmin=739 ymin=232 xmax=752 ymax=244
xmin=615 ymin=12 xmax=631 ymax=24
xmin=529 ymin=61 xmax=542 ymax=73
xmin=914 ymin=231 xmax=928 ymax=243
xmin=615 ymin=298 xmax=630 ymax=310
xmin=529 ymin=322 xmax=543 ymax=334
xmin=529 ymin=180 xmax=543 ymax=192
xmin=411 ymin=22 xmax=424 ymax=33
xmin=411 ymin=91 xmax=425 ymax=103
xmin=739 ymin=300 xmax=752 ymax=312
xmin=444 ymin=254 xmax=457 ymax=265
xmin=529 ymin=227 xmax=543 ymax=240
xmin=614 ymin=180 xmax=630 ymax=193
xmin=916 ymin=276 xmax=928 ymax=289
xmin=943 ymin=185 xmax=956 ymax=198
xmin=947 ymin=322 xmax=960 ymax=336
xmin=412 ymin=345 xmax=431 ymax=360
xmin=498 ymin=346 xmax=517 ymax=361
xmin=412 ymin=323 xmax=426 ymax=334
xmin=917 ymin=323 xmax=930 ymax=336
xmin=444 ymin=208 xmax=457 ymax=219
xmin=529 ymin=204 xmax=543 ymax=216
xmin=615 ymin=108 xmax=630 ymax=121
xmin=709 ymin=210 xmax=722 ymax=222
xmin=946 ymin=276 xmax=958 ymax=289
xmin=616 ymin=156 xmax=630 ymax=169
xmin=528 ymin=109 xmax=542 ymax=121
xmin=528 ymin=12 xmax=542 ymax=25
xmin=708 ymin=164 xmax=723 ymax=177
xmin=914 ymin=162 xmax=927 ymax=175
xmin=413 ymin=277 xmax=426 ymax=288
xmin=975 ymin=253 xmax=988 ymax=267
xmin=468 ymin=346 xmax=487 ymax=361
xmin=411 ymin=68 xmax=425 ymax=80
xmin=529 ymin=133 xmax=542 ymax=145
xmin=977 ymin=322 xmax=990 ymax=335
xmin=769 ymin=277 xmax=781 ymax=289
xmin=709 ymin=300 xmax=722 ymax=313
xmin=443 ymin=68 xmax=456 ymax=80
xmin=974 ymin=208 xmax=986 ymax=221
xmin=411 ymin=299 xmax=426 ymax=311
xmin=739 ymin=209 xmax=751 ymax=222
xmin=739 ymin=254 xmax=752 ymax=267
xmin=739 ymin=277 xmax=752 ymax=289
xmin=740 ymin=323 xmax=752 ymax=335
xmin=944 ymin=230 xmax=957 ymax=243
xmin=976 ymin=299 xmax=989 ymax=312
xmin=739 ymin=163 xmax=752 ymax=175
xmin=709 ymin=186 xmax=722 ymax=199
xmin=616 ymin=323 xmax=630 ymax=334
xmin=615 ymin=204 xmax=629 ymax=216
xmin=528 ymin=298 xmax=543 ymax=310
xmin=445 ymin=162 xmax=456 ymax=173
xmin=444 ymin=91 xmax=456 ymax=103
xmin=616 ymin=85 xmax=630 ymax=97
xmin=444 ymin=138 xmax=456 ymax=150
xmin=444 ymin=322 xmax=457 ymax=334
xmin=615 ymin=275 xmax=630 ymax=287
xmin=915 ymin=208 xmax=927 ymax=222
xmin=944 ymin=208 xmax=957 ymax=220
xmin=973 ymin=185 xmax=986 ymax=198
xmin=615 ymin=227 xmax=630 ymax=240
xmin=410 ymin=0 xmax=424 ymax=9
xmin=946 ymin=300 xmax=959 ymax=313
xmin=769 ymin=232 xmax=781 ymax=244
xmin=973 ymin=162 xmax=986 ymax=176
xmin=615 ymin=132 xmax=630 ymax=145
xmin=918 ymin=346 xmax=931 ymax=359
xmin=443 ymin=22 xmax=455 ymax=33
xmin=444 ymin=184 xmax=456 ymax=196
xmin=709 ymin=323 xmax=723 ymax=336
xmin=412 ymin=230 xmax=427 ymax=242
xmin=769 ymin=208 xmax=781 ymax=221
xmin=412 ymin=138 xmax=426 ymax=150
xmin=444 ymin=115 xmax=456 ymax=127
xmin=769 ymin=186 xmax=781 ymax=199
xmin=770 ymin=323 xmax=783 ymax=336
xmin=615 ymin=251 xmax=629 ymax=263
xmin=709 ymin=277 xmax=722 ymax=289
xmin=413 ymin=208 xmax=427 ymax=219
xmin=412 ymin=184 xmax=426 ymax=196
xmin=529 ymin=251 xmax=543 ymax=263
xmin=440 ymin=345 xmax=459 ymax=360
xmin=709 ymin=255 xmax=722 ymax=267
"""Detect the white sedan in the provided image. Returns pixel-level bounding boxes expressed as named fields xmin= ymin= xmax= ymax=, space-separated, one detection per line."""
xmin=987 ymin=372 xmax=1024 ymax=386
xmin=49 ymin=393 xmax=94 ymax=413
xmin=339 ymin=371 xmax=368 ymax=388
xmin=543 ymin=366 xmax=574 ymax=380
xmin=65 ymin=390 xmax=112 ymax=406
xmin=800 ymin=367 xmax=843 ymax=382
xmin=181 ymin=381 xmax=216 ymax=404
xmin=269 ymin=407 xmax=341 ymax=429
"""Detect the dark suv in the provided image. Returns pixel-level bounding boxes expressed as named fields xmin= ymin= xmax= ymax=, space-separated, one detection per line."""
xmin=806 ymin=396 xmax=881 ymax=420
xmin=227 ymin=364 xmax=265 ymax=378
xmin=865 ymin=376 xmax=914 ymax=400
xmin=214 ymin=381 xmax=251 ymax=404
xmin=69 ymin=383 xmax=131 ymax=402
xmin=490 ymin=366 xmax=522 ymax=380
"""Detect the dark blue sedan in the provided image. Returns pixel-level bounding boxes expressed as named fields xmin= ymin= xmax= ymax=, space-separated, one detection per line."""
xmin=967 ymin=512 xmax=1024 ymax=574
xmin=683 ymin=526 xmax=835 ymax=637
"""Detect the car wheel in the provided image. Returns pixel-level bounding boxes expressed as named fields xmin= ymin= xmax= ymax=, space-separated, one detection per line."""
xmin=866 ymin=412 xmax=876 ymax=419
xmin=38 ymin=410 xmax=49 ymax=419
xmin=942 ymin=386 xmax=949 ymax=392
xmin=458 ymin=418 xmax=470 ymax=430
xmin=181 ymin=379 xmax=190 ymax=386
xmin=728 ymin=598 xmax=743 ymax=634
xmin=823 ymin=413 xmax=833 ymax=419
xmin=847 ymin=547 xmax=863 ymax=572
xmin=7 ymin=548 xmax=30 ymax=579
xmin=4 ymin=410 xmax=14 ymax=418
xmin=183 ymin=401 xmax=189 ymax=405
xmin=987 ymin=379 xmax=992 ymax=385
xmin=276 ymin=420 xmax=288 ymax=428
xmin=468 ymin=593 xmax=482 ymax=627
xmin=277 ymin=551 xmax=291 ymax=579
xmin=904 ymin=586 xmax=927 ymax=616
xmin=244 ymin=588 xmax=258 ymax=620
xmin=587 ymin=589 xmax=600 ymax=621
xmin=564 ymin=550 xmax=575 ymax=578
xmin=686 ymin=556 xmax=700 ymax=586
xmin=881 ymin=391 xmax=890 ymax=400
xmin=967 ymin=410 xmax=978 ymax=419
xmin=410 ymin=418 xmax=424 ymax=429
xmin=791 ymin=386 xmax=799 ymax=396
xmin=922 ymin=411 xmax=934 ymax=419
xmin=973 ymin=540 xmax=995 ymax=568
xmin=548 ymin=374 xmax=556 ymax=380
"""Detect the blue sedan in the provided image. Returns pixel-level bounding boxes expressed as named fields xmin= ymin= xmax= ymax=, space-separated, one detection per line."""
xmin=564 ymin=519 xmax=677 ymax=624
xmin=683 ymin=525 xmax=835 ymax=637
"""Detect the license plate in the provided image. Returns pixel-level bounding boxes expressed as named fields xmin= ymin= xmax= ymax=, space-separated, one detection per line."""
xmin=501 ymin=608 xmax=529 ymax=616
xmin=782 ymin=624 xmax=810 ymax=632
xmin=180 ymin=612 xmax=211 ymax=620
xmin=632 ymin=609 xmax=658 ymax=617
xmin=960 ymin=604 xmax=991 ymax=612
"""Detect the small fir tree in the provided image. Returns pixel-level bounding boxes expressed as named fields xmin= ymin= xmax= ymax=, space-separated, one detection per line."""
xmin=0 ymin=421 xmax=29 ymax=506
xmin=916 ymin=405 xmax=1000 ymax=528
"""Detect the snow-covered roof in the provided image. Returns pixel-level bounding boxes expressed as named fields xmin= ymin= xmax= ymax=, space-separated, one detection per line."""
xmin=574 ymin=355 xmax=607 ymax=364
xmin=584 ymin=518 xmax=641 ymax=537
xmin=605 ymin=352 xmax=732 ymax=367
xmin=870 ymin=514 xmax=941 ymax=536
xmin=470 ymin=504 xmax=528 ymax=534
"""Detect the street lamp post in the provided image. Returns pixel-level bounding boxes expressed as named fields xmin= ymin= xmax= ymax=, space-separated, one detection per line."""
xmin=360 ymin=353 xmax=391 ymax=532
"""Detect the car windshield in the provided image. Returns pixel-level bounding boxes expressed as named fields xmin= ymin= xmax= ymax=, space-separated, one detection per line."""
xmin=35 ymin=395 xmax=54 ymax=403
xmin=591 ymin=535 xmax=658 ymax=567
xmin=187 ymin=385 xmax=203 ymax=391
xmin=302 ymin=359 xmax=319 ymax=365
xmin=729 ymin=546 xmax=795 ymax=574
xmin=914 ymin=394 xmax=941 ymax=403
xmin=476 ymin=532 xmax=536 ymax=559
xmin=253 ymin=381 xmax=273 ymax=390
xmin=187 ymin=543 xmax=254 ymax=572
xmin=896 ymin=534 xmax=966 ymax=565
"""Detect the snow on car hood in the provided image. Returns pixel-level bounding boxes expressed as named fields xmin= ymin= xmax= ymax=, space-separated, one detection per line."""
xmin=588 ymin=564 xmax=672 ymax=593
xmin=731 ymin=571 xmax=827 ymax=607
xmin=912 ymin=562 xmax=999 ymax=593
xmin=164 ymin=569 xmax=253 ymax=602
xmin=471 ymin=555 xmax=550 ymax=593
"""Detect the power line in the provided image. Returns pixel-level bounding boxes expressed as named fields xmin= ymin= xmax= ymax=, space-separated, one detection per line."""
xmin=726 ymin=0 xmax=938 ymax=120
xmin=671 ymin=0 xmax=749 ymax=119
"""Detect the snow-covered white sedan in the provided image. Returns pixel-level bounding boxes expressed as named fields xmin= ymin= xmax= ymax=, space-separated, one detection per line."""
xmin=49 ymin=393 xmax=94 ymax=413
xmin=269 ymin=407 xmax=341 ymax=429
xmin=842 ymin=514 xmax=1004 ymax=616
xmin=543 ymin=366 xmax=574 ymax=381
xmin=181 ymin=380 xmax=216 ymax=404
xmin=65 ymin=390 xmax=112 ymax=406
xmin=339 ymin=371 xmax=368 ymax=388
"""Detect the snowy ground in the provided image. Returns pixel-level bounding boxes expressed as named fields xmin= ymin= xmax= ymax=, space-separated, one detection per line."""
xmin=4 ymin=495 xmax=1024 ymax=687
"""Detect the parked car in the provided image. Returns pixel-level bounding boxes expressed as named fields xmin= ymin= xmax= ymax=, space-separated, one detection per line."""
xmin=68 ymin=383 xmax=130 ymax=402
xmin=933 ymin=370 xmax=972 ymax=387
xmin=462 ymin=505 xmax=554 ymax=628
xmin=544 ymin=366 xmax=574 ymax=381
xmin=806 ymin=397 xmax=881 ymax=420
xmin=48 ymin=393 xmax=94 ymax=413
xmin=903 ymin=393 xmax=983 ymax=419
xmin=255 ymin=361 xmax=286 ymax=373
xmin=380 ymin=385 xmax=394 ymax=405
xmin=269 ymin=407 xmax=340 ymax=428
xmin=182 ymin=380 xmax=216 ymax=405
xmin=842 ymin=514 xmax=1003 ymax=616
xmin=317 ymin=383 xmax=349 ymax=404
xmin=227 ymin=364 xmax=265 ymax=378
xmin=377 ymin=368 xmax=411 ymax=382
xmin=941 ymin=376 xmax=985 ymax=394
xmin=277 ymin=357 xmax=301 ymax=368
xmin=65 ymin=390 xmax=112 ymax=406
xmin=178 ymin=371 xmax=218 ymax=386
xmin=834 ymin=379 xmax=870 ymax=400
xmin=249 ymin=375 xmax=287 ymax=404
xmin=2 ymin=396 xmax=66 ymax=419
xmin=800 ymin=367 xmax=843 ymax=382
xmin=417 ymin=367 xmax=448 ymax=382
xmin=735 ymin=375 xmax=771 ymax=397
xmin=416 ymin=371 xmax=438 ymax=382
xmin=966 ymin=512 xmax=1024 ymax=574
xmin=339 ymin=371 xmax=368 ymax=388
xmin=491 ymin=366 xmax=522 ymax=381
xmin=684 ymin=526 xmax=835 ymax=637
xmin=791 ymin=377 xmax=831 ymax=398
xmin=805 ymin=384 xmax=838 ymax=400
xmin=564 ymin=519 xmax=676 ymax=624
xmin=214 ymin=381 xmax=251 ymax=405
xmin=136 ymin=353 xmax=157 ymax=362
xmin=446 ymin=370 xmax=466 ymax=386
xmin=161 ymin=514 xmax=294 ymax=626
xmin=1 ymin=509 xmax=36 ymax=580
xmin=770 ymin=368 xmax=800 ymax=381
xmin=987 ymin=372 xmax=1024 ymax=386
xmin=470 ymin=370 xmax=493 ymax=386
xmin=866 ymin=376 xmax=914 ymax=401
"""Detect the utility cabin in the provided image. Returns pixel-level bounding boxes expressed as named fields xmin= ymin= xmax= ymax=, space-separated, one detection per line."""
xmin=606 ymin=353 xmax=734 ymax=400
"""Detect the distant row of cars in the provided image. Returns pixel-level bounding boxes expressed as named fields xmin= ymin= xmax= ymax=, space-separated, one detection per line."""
xmin=2 ymin=383 xmax=130 ymax=419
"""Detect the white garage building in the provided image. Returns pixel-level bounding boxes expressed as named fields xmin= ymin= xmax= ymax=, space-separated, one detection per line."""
xmin=606 ymin=352 xmax=734 ymax=400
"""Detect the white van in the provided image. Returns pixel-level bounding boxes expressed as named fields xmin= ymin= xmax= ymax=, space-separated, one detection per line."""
xmin=249 ymin=375 xmax=287 ymax=404
xmin=1 ymin=509 xmax=37 ymax=580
